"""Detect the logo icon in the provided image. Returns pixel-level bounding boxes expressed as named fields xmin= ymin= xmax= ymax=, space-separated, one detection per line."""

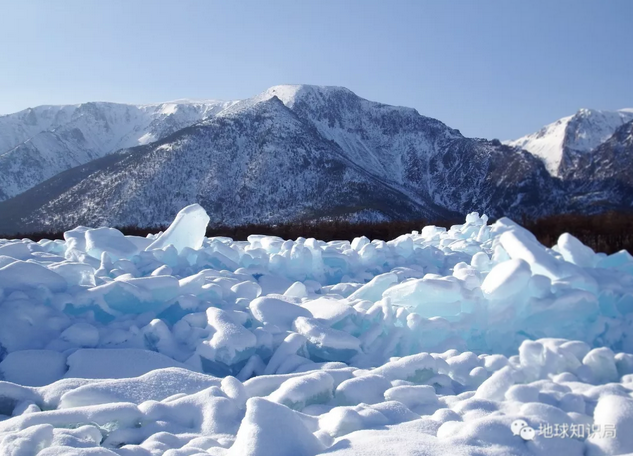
xmin=512 ymin=419 xmax=536 ymax=441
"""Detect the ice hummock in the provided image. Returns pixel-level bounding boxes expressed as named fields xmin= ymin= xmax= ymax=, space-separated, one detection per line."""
xmin=1 ymin=207 xmax=633 ymax=454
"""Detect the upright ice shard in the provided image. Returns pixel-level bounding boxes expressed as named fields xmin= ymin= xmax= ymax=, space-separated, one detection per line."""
xmin=146 ymin=204 xmax=210 ymax=253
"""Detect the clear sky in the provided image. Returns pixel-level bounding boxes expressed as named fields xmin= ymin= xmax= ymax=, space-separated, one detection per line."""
xmin=1 ymin=0 xmax=631 ymax=140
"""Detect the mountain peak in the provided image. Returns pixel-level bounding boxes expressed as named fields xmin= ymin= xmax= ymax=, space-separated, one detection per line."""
xmin=506 ymin=108 xmax=633 ymax=175
xmin=255 ymin=84 xmax=356 ymax=107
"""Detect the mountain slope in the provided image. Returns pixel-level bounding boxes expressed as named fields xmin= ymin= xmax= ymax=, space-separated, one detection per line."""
xmin=0 ymin=100 xmax=234 ymax=200
xmin=506 ymin=108 xmax=633 ymax=176
xmin=0 ymin=96 xmax=457 ymax=233
xmin=252 ymin=85 xmax=560 ymax=218
xmin=563 ymin=119 xmax=633 ymax=212
xmin=0 ymin=85 xmax=561 ymax=233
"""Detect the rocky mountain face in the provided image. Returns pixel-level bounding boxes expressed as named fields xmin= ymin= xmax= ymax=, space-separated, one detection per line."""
xmin=505 ymin=108 xmax=633 ymax=214
xmin=1 ymin=96 xmax=450 ymax=232
xmin=0 ymin=100 xmax=233 ymax=200
xmin=563 ymin=119 xmax=633 ymax=212
xmin=0 ymin=86 xmax=629 ymax=234
xmin=506 ymin=108 xmax=633 ymax=176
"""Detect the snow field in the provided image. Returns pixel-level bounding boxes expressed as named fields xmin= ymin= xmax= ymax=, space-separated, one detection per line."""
xmin=1 ymin=204 xmax=633 ymax=454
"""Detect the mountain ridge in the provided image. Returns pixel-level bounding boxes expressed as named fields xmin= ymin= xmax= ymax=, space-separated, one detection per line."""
xmin=0 ymin=99 xmax=235 ymax=200
xmin=505 ymin=108 xmax=633 ymax=176
xmin=0 ymin=95 xmax=457 ymax=233
xmin=0 ymin=85 xmax=631 ymax=234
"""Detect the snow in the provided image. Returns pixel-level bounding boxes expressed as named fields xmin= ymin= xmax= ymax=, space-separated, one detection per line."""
xmin=86 ymin=228 xmax=139 ymax=261
xmin=480 ymin=258 xmax=531 ymax=300
xmin=60 ymin=323 xmax=100 ymax=348
xmin=229 ymin=397 xmax=324 ymax=456
xmin=587 ymin=395 xmax=633 ymax=456
xmin=249 ymin=296 xmax=312 ymax=328
xmin=506 ymin=114 xmax=571 ymax=175
xmin=293 ymin=317 xmax=362 ymax=362
xmin=0 ymin=350 xmax=67 ymax=387
xmin=268 ymin=371 xmax=334 ymax=410
xmin=2 ymin=206 xmax=633 ymax=454
xmin=0 ymin=100 xmax=234 ymax=202
xmin=383 ymin=385 xmax=438 ymax=408
xmin=506 ymin=108 xmax=633 ymax=175
xmin=558 ymin=233 xmax=597 ymax=268
xmin=335 ymin=375 xmax=392 ymax=405
xmin=0 ymin=261 xmax=67 ymax=293
xmin=196 ymin=307 xmax=258 ymax=368
xmin=58 ymin=368 xmax=221 ymax=408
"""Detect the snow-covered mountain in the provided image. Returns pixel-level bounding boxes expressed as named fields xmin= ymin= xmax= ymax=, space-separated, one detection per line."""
xmin=562 ymin=119 xmax=633 ymax=212
xmin=0 ymin=85 xmax=559 ymax=233
xmin=506 ymin=108 xmax=633 ymax=176
xmin=1 ymin=86 xmax=631 ymax=233
xmin=0 ymin=100 xmax=234 ymax=200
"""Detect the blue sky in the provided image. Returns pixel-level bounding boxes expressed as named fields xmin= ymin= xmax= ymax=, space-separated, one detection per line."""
xmin=1 ymin=0 xmax=631 ymax=139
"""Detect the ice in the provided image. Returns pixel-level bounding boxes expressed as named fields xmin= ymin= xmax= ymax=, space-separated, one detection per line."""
xmin=382 ymin=276 xmax=463 ymax=317
xmin=348 ymin=272 xmax=398 ymax=302
xmin=88 ymin=278 xmax=179 ymax=317
xmin=119 ymin=276 xmax=181 ymax=303
xmin=499 ymin=228 xmax=562 ymax=279
xmin=146 ymin=204 xmax=210 ymax=253
xmin=3 ymin=208 xmax=633 ymax=454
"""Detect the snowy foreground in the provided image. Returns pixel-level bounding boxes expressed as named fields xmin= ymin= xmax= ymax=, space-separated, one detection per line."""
xmin=2 ymin=205 xmax=633 ymax=455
